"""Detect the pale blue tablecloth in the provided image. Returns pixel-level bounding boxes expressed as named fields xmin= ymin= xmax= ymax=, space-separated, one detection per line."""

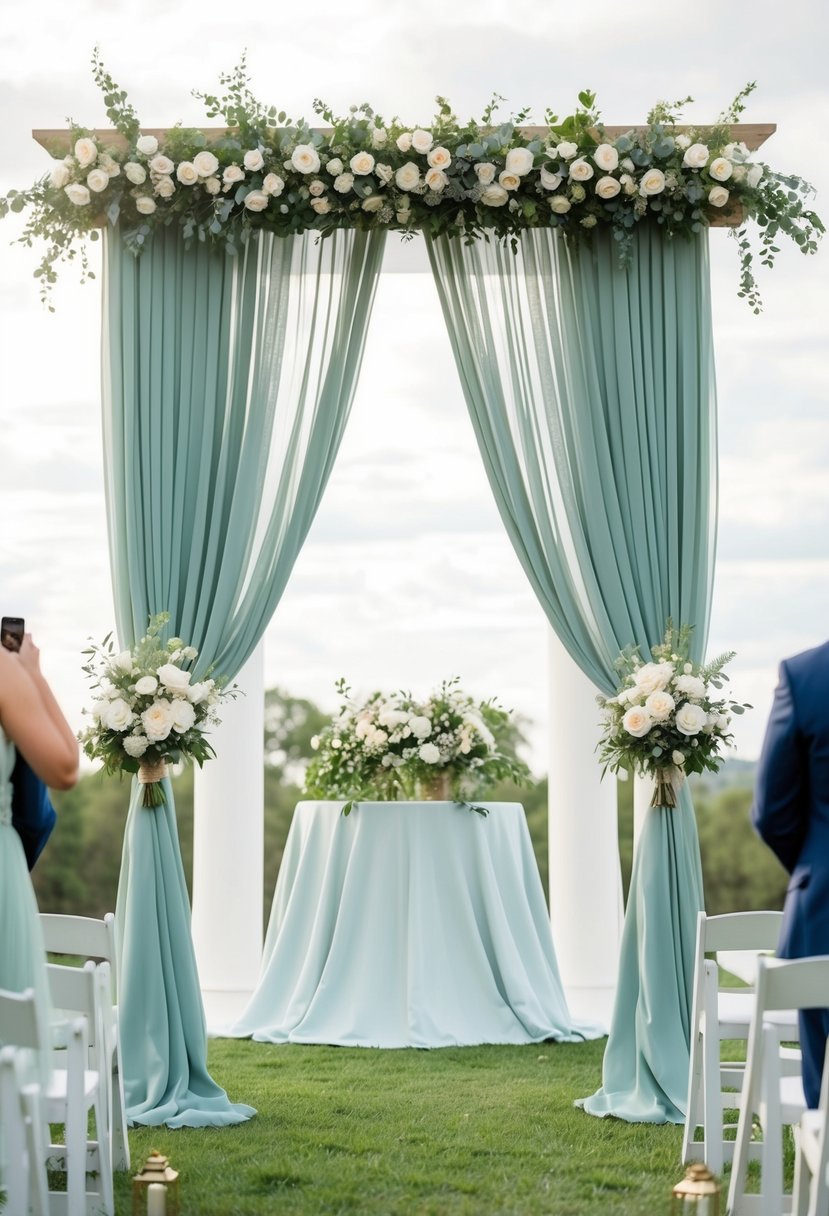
xmin=224 ymin=801 xmax=602 ymax=1048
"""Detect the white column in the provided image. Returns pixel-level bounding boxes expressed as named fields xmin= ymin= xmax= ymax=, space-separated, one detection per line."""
xmin=192 ymin=641 xmax=264 ymax=1029
xmin=548 ymin=628 xmax=623 ymax=1028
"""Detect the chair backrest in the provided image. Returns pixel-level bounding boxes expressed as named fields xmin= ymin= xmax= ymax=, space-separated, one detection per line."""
xmin=701 ymin=910 xmax=785 ymax=954
xmin=0 ymin=987 xmax=47 ymax=1051
xmin=40 ymin=913 xmax=117 ymax=988
xmin=756 ymin=956 xmax=829 ymax=1014
xmin=47 ymin=961 xmax=99 ymax=1039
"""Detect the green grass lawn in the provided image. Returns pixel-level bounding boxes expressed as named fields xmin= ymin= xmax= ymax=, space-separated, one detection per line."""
xmin=114 ymin=1037 xmax=688 ymax=1216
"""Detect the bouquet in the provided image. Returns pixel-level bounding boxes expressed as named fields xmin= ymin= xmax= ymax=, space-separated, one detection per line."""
xmin=597 ymin=623 xmax=750 ymax=809
xmin=80 ymin=612 xmax=234 ymax=806
xmin=304 ymin=677 xmax=530 ymax=814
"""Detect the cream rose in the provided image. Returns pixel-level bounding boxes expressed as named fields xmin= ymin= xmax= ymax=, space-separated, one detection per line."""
xmin=639 ymin=168 xmax=666 ymax=196
xmin=263 ymin=173 xmax=284 ymax=196
xmin=333 ymin=173 xmax=354 ymax=194
xmin=134 ymin=675 xmax=158 ymax=696
xmin=222 ymin=164 xmax=245 ymax=186
xmin=634 ymin=662 xmax=674 ymax=695
xmin=171 ymin=700 xmax=197 ymax=733
xmin=203 ymin=177 xmax=220 ymax=196
xmin=709 ymin=157 xmax=733 ymax=182
xmin=193 ymin=150 xmax=219 ymax=177
xmin=176 ymin=161 xmax=199 ymax=186
xmin=141 ymin=699 xmax=174 ymax=742
xmin=124 ymin=161 xmax=147 ymax=185
xmin=244 ymin=190 xmax=269 ymax=212
xmin=311 ymin=197 xmax=332 ymax=214
xmin=674 ymin=674 xmax=707 ymax=700
xmin=505 ymin=146 xmax=534 ymax=176
xmin=645 ymin=690 xmax=676 ymax=722
xmin=549 ymin=195 xmax=571 ymax=214
xmin=187 ymin=680 xmax=214 ymax=705
xmin=708 ymin=185 xmax=730 ymax=208
xmin=411 ymin=129 xmax=433 ymax=154
xmin=350 ymin=151 xmax=375 ymax=176
xmin=243 ymin=149 xmax=265 ymax=172
xmin=595 ymin=175 xmax=621 ymax=200
xmin=540 ymin=166 xmax=562 ymax=191
xmin=683 ymin=143 xmax=710 ymax=170
xmin=396 ymin=132 xmax=413 ymax=152
xmin=149 ymin=154 xmax=175 ymax=177
xmin=74 ymin=137 xmax=98 ymax=168
xmin=156 ymin=663 xmax=192 ymax=694
xmin=593 ymin=143 xmax=619 ymax=172
xmin=498 ymin=170 xmax=521 ymax=191
xmin=86 ymin=168 xmax=110 ymax=193
xmin=135 ymin=196 xmax=157 ymax=215
xmin=102 ymin=698 xmax=135 ymax=732
xmin=49 ymin=161 xmax=71 ymax=188
xmin=427 ymin=146 xmax=452 ymax=171
xmin=375 ymin=163 xmax=393 ymax=184
xmin=98 ymin=154 xmax=120 ymax=178
xmin=475 ymin=162 xmax=496 ymax=185
xmin=371 ymin=127 xmax=388 ymax=149
xmin=65 ymin=182 xmax=91 ymax=206
xmin=136 ymin=134 xmax=159 ymax=156
xmin=622 ymin=706 xmax=653 ymax=738
xmin=746 ymin=164 xmax=763 ymax=189
xmin=555 ymin=140 xmax=578 ymax=160
xmin=675 ymin=702 xmax=708 ymax=735
xmin=291 ymin=144 xmax=321 ymax=174
xmin=481 ymin=183 xmax=509 ymax=207
xmin=155 ymin=177 xmax=175 ymax=199
xmin=395 ymin=162 xmax=421 ymax=192
xmin=569 ymin=158 xmax=594 ymax=182
xmin=425 ymin=167 xmax=448 ymax=192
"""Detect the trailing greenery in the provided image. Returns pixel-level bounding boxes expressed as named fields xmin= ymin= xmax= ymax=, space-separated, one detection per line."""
xmin=0 ymin=56 xmax=822 ymax=310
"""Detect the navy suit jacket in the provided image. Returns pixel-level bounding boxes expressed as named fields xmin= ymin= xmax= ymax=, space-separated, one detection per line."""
xmin=752 ymin=640 xmax=829 ymax=959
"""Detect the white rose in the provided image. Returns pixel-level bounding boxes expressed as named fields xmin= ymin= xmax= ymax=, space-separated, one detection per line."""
xmin=361 ymin=194 xmax=384 ymax=212
xmin=409 ymin=715 xmax=432 ymax=740
xmin=619 ymin=174 xmax=636 ymax=196
xmin=550 ymin=195 xmax=571 ymax=214
xmin=222 ymin=164 xmax=245 ymax=186
xmin=396 ymin=132 xmax=413 ymax=152
xmin=307 ymin=179 xmax=325 ymax=197
xmin=505 ymin=146 xmax=534 ymax=176
xmin=155 ymin=177 xmax=175 ymax=199
xmin=176 ymin=161 xmax=198 ymax=186
xmin=674 ymin=674 xmax=707 ymax=700
xmin=141 ymin=699 xmax=174 ymax=742
xmin=134 ymin=676 xmax=158 ymax=696
xmin=427 ymin=146 xmax=452 ymax=171
xmin=65 ymin=183 xmax=91 ymax=206
xmin=746 ymin=164 xmax=763 ymax=188
xmin=330 ymin=736 xmax=342 ymax=749
xmin=621 ymin=157 xmax=636 ymax=173
xmin=622 ymin=706 xmax=653 ymax=738
xmin=333 ymin=173 xmax=355 ymax=194
xmin=135 ymin=196 xmax=157 ymax=215
xmin=244 ymin=149 xmax=265 ymax=172
xmin=311 ymin=197 xmax=332 ymax=214
xmin=716 ymin=714 xmax=731 ymax=730
xmin=187 ymin=680 xmax=213 ymax=705
xmin=475 ymin=163 xmax=496 ymax=185
xmin=74 ymin=137 xmax=98 ymax=168
xmin=244 ymin=190 xmax=269 ymax=212
xmin=181 ymin=646 xmax=198 ymax=661
xmin=171 ymin=699 xmax=197 ymax=733
xmin=708 ymin=185 xmax=730 ymax=208
xmin=310 ymin=735 xmax=321 ymax=750
xmin=395 ymin=162 xmax=421 ymax=191
xmin=634 ymin=662 xmax=674 ymax=695
xmin=425 ymin=167 xmax=448 ymax=192
xmin=675 ymin=702 xmax=708 ymax=736
xmin=136 ymin=134 xmax=159 ymax=156
xmin=291 ymin=144 xmax=321 ymax=174
xmin=123 ymin=734 xmax=150 ymax=758
xmin=110 ymin=650 xmax=134 ymax=673
xmin=569 ymin=158 xmax=594 ymax=182
xmin=709 ymin=157 xmax=733 ymax=182
xmin=555 ymin=141 xmax=578 ymax=160
xmin=419 ymin=742 xmax=441 ymax=764
xmin=723 ymin=141 xmax=749 ymax=163
xmin=639 ymin=168 xmax=666 ymax=196
xmin=375 ymin=163 xmax=393 ymax=184
xmin=540 ymin=166 xmax=562 ymax=191
xmin=326 ymin=158 xmax=344 ymax=176
xmin=683 ymin=143 xmax=710 ymax=170
xmin=102 ymin=697 xmax=135 ymax=732
xmin=498 ymin=170 xmax=521 ymax=191
xmin=672 ymin=750 xmax=686 ymax=766
xmin=593 ymin=143 xmax=619 ymax=172
xmin=101 ymin=155 xmax=122 ymax=178
xmin=193 ymin=150 xmax=219 ymax=177
xmin=350 ymin=151 xmax=375 ymax=176
xmin=411 ymin=129 xmax=433 ymax=154
xmin=49 ymin=161 xmax=71 ymax=188
xmin=124 ymin=161 xmax=147 ymax=185
xmin=156 ymin=662 xmax=192 ymax=694
xmin=203 ymin=178 xmax=220 ymax=196
xmin=263 ymin=173 xmax=285 ymax=196
xmin=371 ymin=127 xmax=388 ymax=149
xmin=149 ymin=154 xmax=175 ymax=177
xmin=675 ymin=134 xmax=691 ymax=151
xmin=645 ymin=690 xmax=676 ymax=722
xmin=595 ymin=175 xmax=621 ymax=200
xmin=481 ymin=183 xmax=509 ymax=207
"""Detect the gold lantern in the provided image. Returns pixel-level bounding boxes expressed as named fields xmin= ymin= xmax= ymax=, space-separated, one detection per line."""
xmin=132 ymin=1151 xmax=181 ymax=1216
xmin=671 ymin=1163 xmax=721 ymax=1215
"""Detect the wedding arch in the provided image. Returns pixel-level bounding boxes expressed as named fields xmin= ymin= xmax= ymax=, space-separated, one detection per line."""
xmin=6 ymin=64 xmax=823 ymax=1128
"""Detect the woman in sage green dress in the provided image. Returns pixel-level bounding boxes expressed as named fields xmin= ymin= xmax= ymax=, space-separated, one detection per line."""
xmin=0 ymin=632 xmax=79 ymax=1075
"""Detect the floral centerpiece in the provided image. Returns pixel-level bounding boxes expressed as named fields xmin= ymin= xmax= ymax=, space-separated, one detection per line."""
xmin=0 ymin=55 xmax=822 ymax=312
xmin=80 ymin=612 xmax=234 ymax=806
xmin=303 ymin=678 xmax=530 ymax=814
xmin=597 ymin=623 xmax=750 ymax=809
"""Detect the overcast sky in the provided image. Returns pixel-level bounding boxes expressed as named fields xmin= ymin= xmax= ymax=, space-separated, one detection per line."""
xmin=1 ymin=0 xmax=828 ymax=769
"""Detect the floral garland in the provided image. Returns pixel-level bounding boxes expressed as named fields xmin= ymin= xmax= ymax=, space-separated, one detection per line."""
xmin=0 ymin=54 xmax=823 ymax=311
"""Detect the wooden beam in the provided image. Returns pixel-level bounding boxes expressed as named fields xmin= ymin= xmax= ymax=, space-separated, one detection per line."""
xmin=32 ymin=122 xmax=776 ymax=157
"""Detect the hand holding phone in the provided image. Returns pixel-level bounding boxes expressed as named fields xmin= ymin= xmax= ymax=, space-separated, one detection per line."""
xmin=1 ymin=617 xmax=24 ymax=653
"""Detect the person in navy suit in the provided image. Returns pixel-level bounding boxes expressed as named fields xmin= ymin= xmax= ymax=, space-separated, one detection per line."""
xmin=752 ymin=640 xmax=829 ymax=1108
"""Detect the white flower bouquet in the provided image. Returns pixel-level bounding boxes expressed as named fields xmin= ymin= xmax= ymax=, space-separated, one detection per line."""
xmin=597 ymin=623 xmax=750 ymax=809
xmin=304 ymin=678 xmax=530 ymax=815
xmin=80 ymin=612 xmax=234 ymax=806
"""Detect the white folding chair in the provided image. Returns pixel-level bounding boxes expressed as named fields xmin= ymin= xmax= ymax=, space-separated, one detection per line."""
xmin=0 ymin=1016 xmax=49 ymax=1216
xmin=793 ymin=1041 xmax=829 ymax=1216
xmin=41 ymin=912 xmax=129 ymax=1171
xmin=683 ymin=911 xmax=799 ymax=1177
xmin=727 ymin=956 xmax=829 ymax=1215
xmin=47 ymin=961 xmax=114 ymax=1216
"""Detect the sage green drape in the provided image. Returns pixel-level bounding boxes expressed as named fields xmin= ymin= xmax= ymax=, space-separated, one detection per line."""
xmin=427 ymin=225 xmax=716 ymax=1122
xmin=102 ymin=225 xmax=385 ymax=1127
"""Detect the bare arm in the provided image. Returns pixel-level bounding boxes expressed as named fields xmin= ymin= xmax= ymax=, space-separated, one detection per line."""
xmin=0 ymin=638 xmax=79 ymax=789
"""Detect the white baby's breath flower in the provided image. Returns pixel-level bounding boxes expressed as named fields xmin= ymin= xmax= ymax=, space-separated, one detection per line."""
xmin=291 ymin=144 xmax=321 ymax=174
xmin=263 ymin=173 xmax=285 ymax=196
xmin=134 ymin=676 xmax=158 ymax=696
xmin=475 ymin=162 xmax=496 ymax=185
xmin=708 ymin=185 xmax=730 ymax=208
xmin=333 ymin=173 xmax=355 ymax=194
xmin=411 ymin=129 xmax=433 ymax=154
xmin=135 ymin=196 xmax=157 ymax=215
xmin=395 ymin=162 xmax=421 ymax=191
xmin=683 ymin=143 xmax=710 ymax=170
xmin=176 ymin=161 xmax=199 ymax=186
xmin=49 ymin=161 xmax=71 ymax=188
xmin=193 ymin=150 xmax=219 ymax=177
xmin=124 ymin=161 xmax=147 ymax=185
xmin=595 ymin=175 xmax=621 ymax=199
xmin=622 ymin=706 xmax=653 ymax=738
xmin=569 ymin=158 xmax=594 ymax=182
xmin=593 ymin=143 xmax=619 ymax=172
xmin=136 ymin=134 xmax=159 ymax=156
xmin=481 ymin=183 xmax=509 ymax=207
xmin=244 ymin=190 xmax=269 ymax=212
xmin=243 ymin=149 xmax=265 ymax=172
xmin=505 ymin=146 xmax=534 ymax=176
xmin=350 ymin=151 xmax=375 ymax=176
xmin=65 ymin=182 xmax=91 ymax=206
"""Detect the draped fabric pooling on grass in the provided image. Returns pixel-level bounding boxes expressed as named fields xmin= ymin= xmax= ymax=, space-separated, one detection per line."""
xmin=102 ymin=225 xmax=385 ymax=1127
xmin=427 ymin=225 xmax=716 ymax=1122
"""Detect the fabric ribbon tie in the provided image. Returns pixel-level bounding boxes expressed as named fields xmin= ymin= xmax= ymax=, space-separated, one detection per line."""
xmin=651 ymin=766 xmax=686 ymax=810
xmin=138 ymin=759 xmax=168 ymax=807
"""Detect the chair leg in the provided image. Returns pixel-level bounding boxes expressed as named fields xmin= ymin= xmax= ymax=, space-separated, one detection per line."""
xmin=64 ymin=1095 xmax=87 ymax=1216
xmin=683 ymin=1025 xmax=705 ymax=1163
xmin=93 ymin=1087 xmax=115 ymax=1216
xmin=703 ymin=1026 xmax=724 ymax=1176
xmin=111 ymin=1061 xmax=130 ymax=1171
xmin=792 ymin=1126 xmax=810 ymax=1216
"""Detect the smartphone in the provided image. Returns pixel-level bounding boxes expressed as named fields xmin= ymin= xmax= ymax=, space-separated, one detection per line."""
xmin=1 ymin=616 xmax=25 ymax=652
